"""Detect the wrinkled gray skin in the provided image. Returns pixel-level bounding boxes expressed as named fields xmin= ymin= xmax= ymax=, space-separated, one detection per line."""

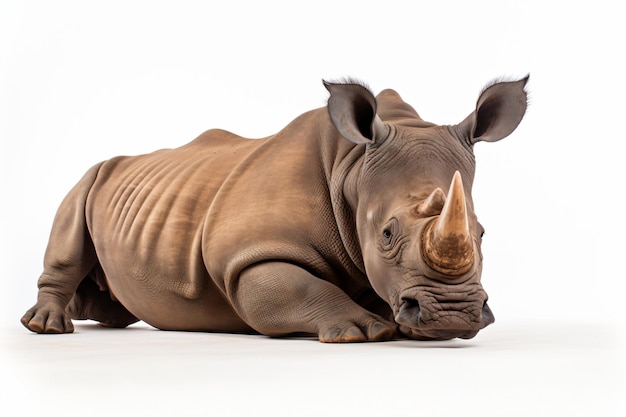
xmin=22 ymin=77 xmax=528 ymax=342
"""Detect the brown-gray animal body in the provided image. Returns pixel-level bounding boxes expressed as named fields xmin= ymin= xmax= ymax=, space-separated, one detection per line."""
xmin=22 ymin=78 xmax=528 ymax=342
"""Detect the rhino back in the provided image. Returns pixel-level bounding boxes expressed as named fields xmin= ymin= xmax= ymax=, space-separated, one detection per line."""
xmin=89 ymin=130 xmax=257 ymax=254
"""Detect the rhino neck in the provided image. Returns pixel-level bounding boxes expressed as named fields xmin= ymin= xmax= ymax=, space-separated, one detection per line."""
xmin=325 ymin=137 xmax=369 ymax=277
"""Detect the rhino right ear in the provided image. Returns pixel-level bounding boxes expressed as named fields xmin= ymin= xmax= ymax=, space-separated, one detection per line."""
xmin=324 ymin=80 xmax=388 ymax=144
xmin=459 ymin=76 xmax=529 ymax=144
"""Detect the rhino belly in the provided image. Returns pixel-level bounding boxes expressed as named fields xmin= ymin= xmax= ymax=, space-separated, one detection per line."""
xmin=102 ymin=260 xmax=251 ymax=332
xmin=87 ymin=218 xmax=253 ymax=331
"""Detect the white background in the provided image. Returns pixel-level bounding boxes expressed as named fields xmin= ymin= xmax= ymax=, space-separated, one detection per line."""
xmin=1 ymin=1 xmax=624 ymax=416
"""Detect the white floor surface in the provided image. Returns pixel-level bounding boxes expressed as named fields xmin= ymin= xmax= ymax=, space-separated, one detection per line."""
xmin=1 ymin=320 xmax=624 ymax=417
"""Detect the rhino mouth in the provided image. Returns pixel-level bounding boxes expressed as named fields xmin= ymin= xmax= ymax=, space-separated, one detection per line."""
xmin=392 ymin=287 xmax=494 ymax=341
xmin=399 ymin=325 xmax=480 ymax=341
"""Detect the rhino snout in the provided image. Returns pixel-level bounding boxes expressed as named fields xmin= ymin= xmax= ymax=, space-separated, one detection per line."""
xmin=394 ymin=295 xmax=495 ymax=340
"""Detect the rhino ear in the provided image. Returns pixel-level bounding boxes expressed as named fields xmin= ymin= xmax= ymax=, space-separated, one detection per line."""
xmin=460 ymin=76 xmax=529 ymax=144
xmin=324 ymin=80 xmax=388 ymax=144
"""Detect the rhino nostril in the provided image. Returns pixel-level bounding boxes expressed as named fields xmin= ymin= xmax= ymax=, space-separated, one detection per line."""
xmin=481 ymin=301 xmax=495 ymax=326
xmin=395 ymin=298 xmax=421 ymax=326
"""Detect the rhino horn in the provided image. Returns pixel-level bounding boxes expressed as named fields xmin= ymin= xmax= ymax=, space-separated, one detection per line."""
xmin=422 ymin=171 xmax=474 ymax=275
xmin=416 ymin=187 xmax=446 ymax=217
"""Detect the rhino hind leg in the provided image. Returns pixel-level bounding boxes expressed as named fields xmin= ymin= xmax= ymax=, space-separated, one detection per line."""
xmin=21 ymin=163 xmax=104 ymax=334
xmin=67 ymin=274 xmax=138 ymax=328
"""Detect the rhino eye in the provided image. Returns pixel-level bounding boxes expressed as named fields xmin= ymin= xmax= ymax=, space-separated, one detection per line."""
xmin=381 ymin=218 xmax=399 ymax=245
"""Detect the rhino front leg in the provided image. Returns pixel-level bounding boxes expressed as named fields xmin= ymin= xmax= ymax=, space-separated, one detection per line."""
xmin=21 ymin=164 xmax=102 ymax=334
xmin=232 ymin=262 xmax=396 ymax=342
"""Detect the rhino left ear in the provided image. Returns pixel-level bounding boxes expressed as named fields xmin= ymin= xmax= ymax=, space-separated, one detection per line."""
xmin=460 ymin=75 xmax=529 ymax=144
xmin=324 ymin=80 xmax=388 ymax=144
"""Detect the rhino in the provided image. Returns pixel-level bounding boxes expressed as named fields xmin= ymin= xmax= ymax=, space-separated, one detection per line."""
xmin=21 ymin=77 xmax=528 ymax=342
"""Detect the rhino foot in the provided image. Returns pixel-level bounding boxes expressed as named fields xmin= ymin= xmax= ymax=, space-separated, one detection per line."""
xmin=21 ymin=301 xmax=74 ymax=334
xmin=319 ymin=318 xmax=396 ymax=343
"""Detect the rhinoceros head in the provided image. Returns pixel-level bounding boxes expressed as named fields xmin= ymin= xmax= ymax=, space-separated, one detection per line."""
xmin=325 ymin=77 xmax=528 ymax=340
